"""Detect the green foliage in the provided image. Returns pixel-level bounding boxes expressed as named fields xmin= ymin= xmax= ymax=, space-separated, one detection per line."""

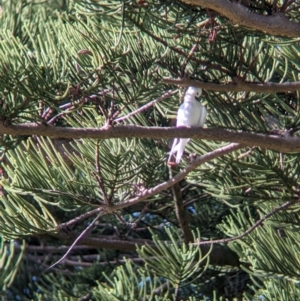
xmin=219 ymin=206 xmax=300 ymax=300
xmin=0 ymin=0 xmax=300 ymax=300
xmin=252 ymin=278 xmax=300 ymax=301
xmin=93 ymin=261 xmax=170 ymax=301
xmin=0 ymin=238 xmax=25 ymax=291
xmin=137 ymin=227 xmax=211 ymax=287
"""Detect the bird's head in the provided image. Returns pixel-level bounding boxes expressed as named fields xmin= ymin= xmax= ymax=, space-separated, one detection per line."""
xmin=186 ymin=87 xmax=202 ymax=98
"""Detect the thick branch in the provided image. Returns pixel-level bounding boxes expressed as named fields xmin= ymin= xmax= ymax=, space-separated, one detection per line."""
xmin=2 ymin=123 xmax=300 ymax=153
xmin=163 ymin=78 xmax=300 ymax=92
xmin=180 ymin=0 xmax=300 ymax=38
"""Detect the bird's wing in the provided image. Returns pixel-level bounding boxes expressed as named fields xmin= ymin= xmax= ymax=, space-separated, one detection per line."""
xmin=197 ymin=105 xmax=207 ymax=127
xmin=176 ymin=102 xmax=194 ymax=126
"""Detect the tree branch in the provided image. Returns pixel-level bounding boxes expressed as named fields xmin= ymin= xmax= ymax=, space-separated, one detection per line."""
xmin=280 ymin=0 xmax=296 ymax=12
xmin=106 ymin=143 xmax=243 ymax=212
xmin=169 ymin=167 xmax=194 ymax=244
xmin=57 ymin=207 xmax=103 ymax=230
xmin=52 ymin=232 xmax=240 ymax=267
xmin=44 ymin=211 xmax=104 ymax=271
xmin=114 ymin=90 xmax=177 ymax=123
xmin=2 ymin=123 xmax=300 ymax=153
xmin=163 ymin=77 xmax=300 ymax=92
xmin=180 ymin=0 xmax=300 ymax=38
xmin=193 ymin=199 xmax=299 ymax=246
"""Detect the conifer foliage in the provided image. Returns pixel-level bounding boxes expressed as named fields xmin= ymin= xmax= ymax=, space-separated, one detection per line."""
xmin=1 ymin=0 xmax=300 ymax=300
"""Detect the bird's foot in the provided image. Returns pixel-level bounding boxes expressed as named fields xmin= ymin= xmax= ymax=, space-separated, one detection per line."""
xmin=189 ymin=153 xmax=198 ymax=163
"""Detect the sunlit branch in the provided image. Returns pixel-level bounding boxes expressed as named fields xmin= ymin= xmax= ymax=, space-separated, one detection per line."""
xmin=163 ymin=78 xmax=300 ymax=92
xmin=1 ymin=123 xmax=300 ymax=153
xmin=180 ymin=0 xmax=300 ymax=38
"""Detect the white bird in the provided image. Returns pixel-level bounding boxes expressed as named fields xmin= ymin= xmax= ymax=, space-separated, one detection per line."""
xmin=168 ymin=87 xmax=207 ymax=164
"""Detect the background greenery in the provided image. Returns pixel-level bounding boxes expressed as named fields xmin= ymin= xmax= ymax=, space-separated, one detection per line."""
xmin=0 ymin=0 xmax=300 ymax=300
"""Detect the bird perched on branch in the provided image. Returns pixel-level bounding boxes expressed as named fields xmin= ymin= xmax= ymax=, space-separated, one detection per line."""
xmin=168 ymin=87 xmax=207 ymax=165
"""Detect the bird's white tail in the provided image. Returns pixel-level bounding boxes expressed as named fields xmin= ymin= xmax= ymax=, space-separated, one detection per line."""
xmin=168 ymin=138 xmax=189 ymax=164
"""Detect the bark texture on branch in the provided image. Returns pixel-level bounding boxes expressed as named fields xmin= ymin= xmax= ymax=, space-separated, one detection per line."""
xmin=180 ymin=0 xmax=300 ymax=38
xmin=163 ymin=78 xmax=300 ymax=92
xmin=1 ymin=123 xmax=300 ymax=153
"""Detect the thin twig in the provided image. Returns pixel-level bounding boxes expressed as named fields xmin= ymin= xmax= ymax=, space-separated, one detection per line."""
xmin=237 ymin=146 xmax=256 ymax=159
xmin=43 ymin=212 xmax=104 ymax=272
xmin=114 ymin=211 xmax=126 ymax=224
xmin=280 ymin=0 xmax=296 ymax=12
xmin=169 ymin=166 xmax=193 ymax=244
xmin=46 ymin=95 xmax=88 ymax=124
xmin=107 ymin=100 xmax=116 ymax=125
xmin=58 ymin=207 xmax=103 ymax=230
xmin=181 ymin=42 xmax=199 ymax=77
xmin=193 ymin=199 xmax=299 ymax=246
xmin=41 ymin=106 xmax=53 ymax=120
xmin=184 ymin=194 xmax=209 ymax=207
xmin=114 ymin=90 xmax=177 ymax=123
xmin=47 ymin=107 xmax=74 ymax=125
xmin=94 ymin=142 xmax=109 ymax=204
